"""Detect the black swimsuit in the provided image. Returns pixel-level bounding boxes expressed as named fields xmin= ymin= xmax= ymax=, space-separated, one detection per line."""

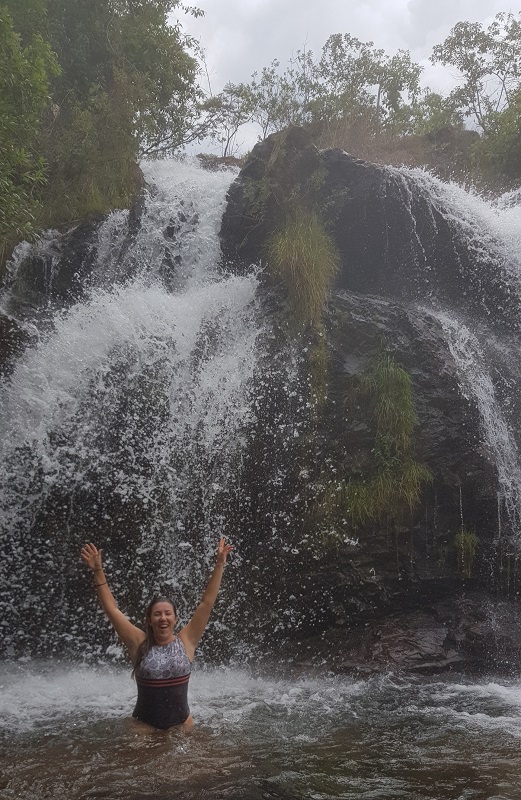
xmin=133 ymin=637 xmax=192 ymax=729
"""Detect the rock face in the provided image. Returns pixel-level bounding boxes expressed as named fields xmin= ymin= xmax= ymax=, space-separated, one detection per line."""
xmin=221 ymin=127 xmax=520 ymax=333
xmin=3 ymin=215 xmax=108 ymax=319
xmin=284 ymin=592 xmax=521 ymax=675
xmin=218 ymin=127 xmax=521 ymax=673
xmin=230 ymin=289 xmax=501 ymax=672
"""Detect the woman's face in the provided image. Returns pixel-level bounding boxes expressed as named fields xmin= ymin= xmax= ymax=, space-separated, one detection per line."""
xmin=149 ymin=601 xmax=176 ymax=643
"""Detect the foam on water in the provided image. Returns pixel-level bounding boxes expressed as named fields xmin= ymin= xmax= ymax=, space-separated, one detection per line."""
xmin=0 ymin=661 xmax=365 ymax=737
xmin=3 ymin=661 xmax=521 ymax=750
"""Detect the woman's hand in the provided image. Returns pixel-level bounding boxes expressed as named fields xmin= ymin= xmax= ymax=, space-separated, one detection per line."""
xmin=215 ymin=536 xmax=233 ymax=566
xmin=81 ymin=542 xmax=103 ymax=572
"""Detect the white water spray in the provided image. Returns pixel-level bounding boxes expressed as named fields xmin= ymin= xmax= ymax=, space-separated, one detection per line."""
xmin=0 ymin=160 xmax=264 ymax=655
xmin=431 ymin=309 xmax=521 ymax=540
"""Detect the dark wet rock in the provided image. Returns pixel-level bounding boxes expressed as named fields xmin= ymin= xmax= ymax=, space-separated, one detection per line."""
xmin=232 ymin=288 xmax=498 ymax=663
xmin=3 ymin=214 xmax=106 ymax=319
xmin=221 ymin=127 xmax=521 ymax=333
xmin=282 ymin=592 xmax=521 ymax=675
xmin=219 ymin=130 xmax=516 ymax=672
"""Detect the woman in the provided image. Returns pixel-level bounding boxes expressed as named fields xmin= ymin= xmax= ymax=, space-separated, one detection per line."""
xmin=80 ymin=538 xmax=233 ymax=730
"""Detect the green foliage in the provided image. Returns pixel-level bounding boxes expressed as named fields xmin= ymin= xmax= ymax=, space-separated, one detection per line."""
xmin=408 ymin=91 xmax=464 ymax=136
xmin=202 ymin=12 xmax=521 ymax=188
xmin=0 ymin=4 xmax=59 ymax=260
xmin=204 ymin=82 xmax=255 ymax=157
xmin=44 ymin=0 xmax=200 ymax=151
xmin=248 ymin=50 xmax=315 ymax=138
xmin=360 ymin=353 xmax=417 ymax=448
xmin=1 ymin=0 xmax=206 ymax=259
xmin=322 ymin=353 xmax=431 ymax=530
xmin=238 ymin=34 xmax=424 ymax=144
xmin=475 ymin=87 xmax=521 ymax=182
xmin=266 ymin=207 xmax=339 ymax=327
xmin=39 ymin=74 xmax=141 ymax=226
xmin=453 ymin=528 xmax=479 ymax=578
xmin=431 ymin=13 xmax=521 ymax=134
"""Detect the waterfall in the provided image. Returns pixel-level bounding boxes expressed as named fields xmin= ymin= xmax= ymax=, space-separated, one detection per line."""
xmin=375 ymin=165 xmax=521 ymax=546
xmin=0 ymin=160 xmax=268 ymax=659
xmin=3 ymin=148 xmax=521 ymax=663
xmin=429 ymin=309 xmax=521 ymax=541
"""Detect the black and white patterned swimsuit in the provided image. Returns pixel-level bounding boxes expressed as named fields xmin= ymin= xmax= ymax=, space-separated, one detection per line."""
xmin=133 ymin=637 xmax=192 ymax=729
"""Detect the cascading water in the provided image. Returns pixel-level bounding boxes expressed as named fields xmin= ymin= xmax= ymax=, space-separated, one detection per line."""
xmin=431 ymin=310 xmax=521 ymax=542
xmin=0 ymin=160 xmax=274 ymax=659
xmin=383 ymin=166 xmax=521 ymax=545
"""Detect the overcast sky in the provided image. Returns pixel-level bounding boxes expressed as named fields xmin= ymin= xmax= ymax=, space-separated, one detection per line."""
xmin=179 ymin=0 xmax=517 ymax=151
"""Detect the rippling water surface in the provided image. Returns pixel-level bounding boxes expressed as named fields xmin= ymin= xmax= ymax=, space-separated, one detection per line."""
xmin=2 ymin=662 xmax=521 ymax=799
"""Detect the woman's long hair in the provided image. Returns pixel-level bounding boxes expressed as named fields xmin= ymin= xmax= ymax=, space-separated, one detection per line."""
xmin=131 ymin=595 xmax=177 ymax=679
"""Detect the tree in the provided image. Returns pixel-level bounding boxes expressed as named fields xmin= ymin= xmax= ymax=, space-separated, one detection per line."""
xmin=0 ymin=4 xmax=58 ymax=260
xmin=242 ymin=36 xmax=424 ymax=144
xmin=1 ymin=0 xmax=209 ymax=254
xmin=373 ymin=49 xmax=422 ymax=134
xmin=408 ymin=91 xmax=464 ymax=136
xmin=248 ymin=55 xmax=314 ymax=139
xmin=306 ymin=34 xmax=422 ymax=136
xmin=44 ymin=0 xmax=202 ymax=155
xmin=477 ymin=87 xmax=521 ymax=181
xmin=314 ymin=33 xmax=379 ymax=129
xmin=205 ymin=82 xmax=254 ymax=157
xmin=431 ymin=13 xmax=521 ymax=133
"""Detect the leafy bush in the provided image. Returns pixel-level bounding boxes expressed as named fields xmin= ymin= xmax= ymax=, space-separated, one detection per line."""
xmin=0 ymin=5 xmax=58 ymax=260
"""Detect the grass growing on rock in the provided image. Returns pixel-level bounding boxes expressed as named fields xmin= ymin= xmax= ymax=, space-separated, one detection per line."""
xmin=454 ymin=528 xmax=479 ymax=578
xmin=266 ymin=208 xmax=339 ymax=328
xmin=321 ymin=352 xmax=432 ymax=532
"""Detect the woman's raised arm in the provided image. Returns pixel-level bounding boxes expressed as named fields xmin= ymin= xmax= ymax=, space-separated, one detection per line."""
xmin=178 ymin=537 xmax=233 ymax=661
xmin=80 ymin=543 xmax=144 ymax=661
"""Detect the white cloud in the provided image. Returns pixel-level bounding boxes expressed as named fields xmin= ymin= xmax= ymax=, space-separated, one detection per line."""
xmin=185 ymin=0 xmax=517 ymax=90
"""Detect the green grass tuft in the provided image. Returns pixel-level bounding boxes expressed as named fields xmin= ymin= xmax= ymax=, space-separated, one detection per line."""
xmin=454 ymin=528 xmax=479 ymax=578
xmin=266 ymin=208 xmax=339 ymax=327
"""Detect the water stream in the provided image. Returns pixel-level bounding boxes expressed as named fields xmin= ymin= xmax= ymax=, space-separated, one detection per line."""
xmin=2 ymin=662 xmax=521 ymax=799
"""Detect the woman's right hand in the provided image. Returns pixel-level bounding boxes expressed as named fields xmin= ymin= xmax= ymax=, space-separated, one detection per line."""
xmin=81 ymin=542 xmax=103 ymax=572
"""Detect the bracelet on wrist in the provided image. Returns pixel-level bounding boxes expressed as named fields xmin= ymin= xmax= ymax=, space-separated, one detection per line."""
xmin=96 ymin=582 xmax=108 ymax=588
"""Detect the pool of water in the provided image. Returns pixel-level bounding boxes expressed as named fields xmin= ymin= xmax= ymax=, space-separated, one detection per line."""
xmin=1 ymin=662 xmax=521 ymax=799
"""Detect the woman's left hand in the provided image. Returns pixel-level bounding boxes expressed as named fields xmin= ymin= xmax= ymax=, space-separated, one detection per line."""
xmin=216 ymin=536 xmax=233 ymax=566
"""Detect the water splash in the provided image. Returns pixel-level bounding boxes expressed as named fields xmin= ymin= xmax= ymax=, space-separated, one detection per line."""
xmin=388 ymin=166 xmax=521 ymax=279
xmin=0 ymin=161 xmax=263 ymax=657
xmin=93 ymin=158 xmax=237 ymax=290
